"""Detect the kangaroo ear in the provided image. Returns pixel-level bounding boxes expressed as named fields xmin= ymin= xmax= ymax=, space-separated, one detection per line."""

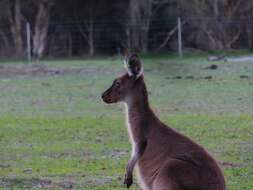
xmin=124 ymin=53 xmax=143 ymax=79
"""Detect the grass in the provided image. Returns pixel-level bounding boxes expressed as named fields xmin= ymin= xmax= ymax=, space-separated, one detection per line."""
xmin=0 ymin=54 xmax=253 ymax=189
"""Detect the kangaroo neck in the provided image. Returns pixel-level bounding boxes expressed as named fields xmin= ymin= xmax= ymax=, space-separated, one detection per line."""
xmin=124 ymin=93 xmax=152 ymax=126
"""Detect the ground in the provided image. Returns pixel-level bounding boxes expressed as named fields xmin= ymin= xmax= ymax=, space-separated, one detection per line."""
xmin=0 ymin=53 xmax=252 ymax=189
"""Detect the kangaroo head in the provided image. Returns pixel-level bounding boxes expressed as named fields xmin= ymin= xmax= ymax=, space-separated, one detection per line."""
xmin=101 ymin=53 xmax=143 ymax=104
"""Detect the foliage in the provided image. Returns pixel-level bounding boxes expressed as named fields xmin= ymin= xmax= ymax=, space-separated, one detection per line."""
xmin=1 ymin=1 xmax=253 ymax=59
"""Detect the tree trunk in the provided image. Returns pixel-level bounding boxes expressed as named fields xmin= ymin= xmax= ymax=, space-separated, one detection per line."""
xmin=141 ymin=27 xmax=149 ymax=53
xmin=8 ymin=0 xmax=23 ymax=58
xmin=67 ymin=31 xmax=73 ymax=57
xmin=129 ymin=0 xmax=140 ymax=51
xmin=77 ymin=9 xmax=95 ymax=57
xmin=88 ymin=13 xmax=94 ymax=57
xmin=0 ymin=31 xmax=10 ymax=50
xmin=223 ymin=0 xmax=232 ymax=18
xmin=129 ymin=0 xmax=152 ymax=52
xmin=125 ymin=27 xmax=131 ymax=50
xmin=213 ymin=0 xmax=219 ymax=17
xmin=140 ymin=0 xmax=152 ymax=53
xmin=33 ymin=1 xmax=52 ymax=60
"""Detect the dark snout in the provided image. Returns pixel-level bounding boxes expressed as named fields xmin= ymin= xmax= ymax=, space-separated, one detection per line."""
xmin=101 ymin=86 xmax=113 ymax=104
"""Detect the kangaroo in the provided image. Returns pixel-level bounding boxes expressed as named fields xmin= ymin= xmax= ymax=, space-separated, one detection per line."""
xmin=101 ymin=53 xmax=226 ymax=190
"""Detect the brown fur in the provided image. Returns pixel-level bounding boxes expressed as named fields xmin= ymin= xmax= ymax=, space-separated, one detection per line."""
xmin=101 ymin=56 xmax=226 ymax=190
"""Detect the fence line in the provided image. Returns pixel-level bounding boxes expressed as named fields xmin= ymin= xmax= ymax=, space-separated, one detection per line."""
xmin=0 ymin=17 xmax=252 ymax=61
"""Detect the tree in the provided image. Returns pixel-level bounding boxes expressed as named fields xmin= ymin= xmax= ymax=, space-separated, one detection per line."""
xmin=32 ymin=0 xmax=54 ymax=60
xmin=128 ymin=0 xmax=171 ymax=52
xmin=5 ymin=0 xmax=24 ymax=58
xmin=128 ymin=0 xmax=152 ymax=52
xmin=77 ymin=2 xmax=95 ymax=57
xmin=54 ymin=0 xmax=109 ymax=56
xmin=178 ymin=0 xmax=253 ymax=51
xmin=0 ymin=0 xmax=53 ymax=59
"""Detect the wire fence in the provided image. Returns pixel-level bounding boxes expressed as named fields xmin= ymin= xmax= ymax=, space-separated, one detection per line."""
xmin=0 ymin=17 xmax=252 ymax=61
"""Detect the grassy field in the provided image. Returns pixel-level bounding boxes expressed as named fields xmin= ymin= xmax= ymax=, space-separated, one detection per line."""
xmin=0 ymin=54 xmax=253 ymax=189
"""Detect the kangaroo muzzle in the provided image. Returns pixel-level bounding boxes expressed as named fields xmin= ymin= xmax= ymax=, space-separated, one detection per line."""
xmin=101 ymin=86 xmax=115 ymax=104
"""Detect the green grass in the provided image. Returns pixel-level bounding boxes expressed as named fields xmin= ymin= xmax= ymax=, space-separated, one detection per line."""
xmin=0 ymin=55 xmax=253 ymax=189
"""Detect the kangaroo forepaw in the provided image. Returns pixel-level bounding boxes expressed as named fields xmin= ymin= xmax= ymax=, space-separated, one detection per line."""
xmin=123 ymin=173 xmax=133 ymax=188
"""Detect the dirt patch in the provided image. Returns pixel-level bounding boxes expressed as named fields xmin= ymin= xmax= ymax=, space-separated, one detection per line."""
xmin=43 ymin=150 xmax=90 ymax=159
xmin=203 ymin=64 xmax=218 ymax=70
xmin=101 ymin=149 xmax=129 ymax=159
xmin=0 ymin=177 xmax=77 ymax=189
xmin=0 ymin=164 xmax=11 ymax=168
xmin=83 ymin=176 xmax=114 ymax=186
xmin=56 ymin=181 xmax=75 ymax=189
xmin=240 ymin=75 xmax=249 ymax=79
xmin=219 ymin=161 xmax=242 ymax=168
xmin=0 ymin=64 xmax=112 ymax=77
xmin=0 ymin=178 xmax=52 ymax=189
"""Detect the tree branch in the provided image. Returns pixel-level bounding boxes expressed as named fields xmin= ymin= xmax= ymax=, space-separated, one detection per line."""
xmin=155 ymin=20 xmax=186 ymax=52
xmin=0 ymin=31 xmax=10 ymax=48
xmin=226 ymin=29 xmax=241 ymax=49
xmin=77 ymin=23 xmax=89 ymax=43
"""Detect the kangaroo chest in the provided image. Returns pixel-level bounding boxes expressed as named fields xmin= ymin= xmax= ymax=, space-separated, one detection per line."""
xmin=125 ymin=104 xmax=151 ymax=190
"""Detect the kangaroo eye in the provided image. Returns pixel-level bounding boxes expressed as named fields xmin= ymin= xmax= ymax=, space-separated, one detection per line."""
xmin=115 ymin=81 xmax=121 ymax=87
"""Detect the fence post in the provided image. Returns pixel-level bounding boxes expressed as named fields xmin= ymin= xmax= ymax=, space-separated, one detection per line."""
xmin=177 ymin=17 xmax=182 ymax=58
xmin=26 ymin=22 xmax=32 ymax=62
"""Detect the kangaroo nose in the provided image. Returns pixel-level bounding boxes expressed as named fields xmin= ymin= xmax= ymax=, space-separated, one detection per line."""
xmin=101 ymin=91 xmax=107 ymax=100
xmin=101 ymin=93 xmax=105 ymax=100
